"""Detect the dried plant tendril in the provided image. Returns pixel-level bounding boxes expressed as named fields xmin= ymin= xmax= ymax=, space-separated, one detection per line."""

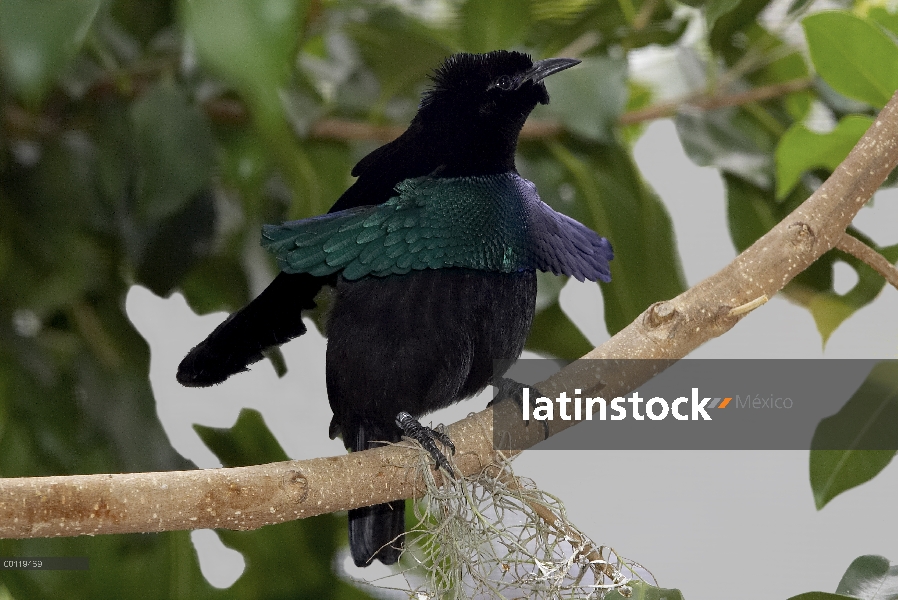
xmin=352 ymin=425 xmax=656 ymax=599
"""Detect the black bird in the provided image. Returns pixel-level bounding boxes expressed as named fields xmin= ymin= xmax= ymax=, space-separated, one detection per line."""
xmin=177 ymin=50 xmax=613 ymax=567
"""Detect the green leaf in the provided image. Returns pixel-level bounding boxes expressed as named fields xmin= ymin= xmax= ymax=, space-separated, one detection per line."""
xmin=786 ymin=0 xmax=815 ymax=16
xmin=134 ymin=189 xmax=217 ymax=297
xmin=787 ymin=594 xmax=858 ymax=600
xmin=808 ymin=240 xmax=898 ymax=343
xmin=803 ymin=11 xmax=898 ymax=108
xmin=806 ymin=293 xmax=859 ymax=343
xmin=776 ymin=116 xmax=874 ymax=199
xmin=789 ymin=554 xmax=898 ymax=600
xmin=836 ymin=555 xmax=898 ymax=600
xmin=194 ymin=408 xmax=290 ymax=467
xmin=346 ymin=9 xmax=453 ymax=109
xmin=705 ymin=0 xmax=743 ymax=30
xmin=179 ymin=0 xmax=304 ymax=124
xmin=0 ymin=138 xmax=113 ymax=317
xmin=542 ymin=56 xmax=627 ymax=144
xmin=179 ymin=255 xmax=251 ymax=316
xmin=710 ymin=17 xmax=812 ymax=129
xmin=735 ymin=25 xmax=813 ymax=121
xmin=530 ymin=0 xmax=598 ymax=21
xmin=810 ymin=448 xmax=895 ymax=510
xmin=130 ymin=81 xmax=217 ymax=221
xmin=192 ymin=409 xmax=375 ymax=599
xmin=0 ymin=532 xmax=223 ymax=600
xmin=527 ymin=298 xmax=593 ymax=360
xmin=288 ymin=140 xmax=356 ymax=220
xmin=810 ymin=361 xmax=898 ymax=509
xmin=535 ymin=269 xmax=567 ymax=313
xmin=180 ymin=0 xmax=315 ymax=202
xmin=868 ymin=7 xmax=898 ymax=38
xmin=725 ymin=173 xmax=781 ymax=252
xmin=528 ymin=0 xmax=687 ymax=57
xmin=709 ymin=0 xmax=770 ymax=55
xmin=217 ymin=516 xmax=374 ymax=600
xmin=605 ymin=581 xmax=685 ymax=600
xmin=621 ymin=80 xmax=653 ymax=146
xmin=262 ymin=347 xmax=288 ymax=378
xmin=0 ymin=227 xmax=9 ymax=280
xmin=675 ymin=107 xmax=774 ymax=188
xmin=530 ymin=140 xmax=686 ymax=336
xmin=0 ymin=0 xmax=101 ymax=105
xmin=458 ymin=0 xmax=531 ymax=52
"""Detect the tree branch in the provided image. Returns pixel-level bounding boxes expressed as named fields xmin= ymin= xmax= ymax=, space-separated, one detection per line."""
xmin=5 ymin=77 xmax=809 ymax=142
xmin=835 ymin=232 xmax=898 ymax=291
xmin=617 ymin=78 xmax=813 ymax=125
xmin=302 ymin=78 xmax=813 ymax=141
xmin=3 ymin=87 xmax=898 ymax=542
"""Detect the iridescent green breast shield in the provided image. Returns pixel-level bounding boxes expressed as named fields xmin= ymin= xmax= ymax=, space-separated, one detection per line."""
xmin=262 ymin=173 xmax=612 ymax=282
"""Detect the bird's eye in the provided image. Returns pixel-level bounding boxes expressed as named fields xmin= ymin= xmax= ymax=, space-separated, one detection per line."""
xmin=493 ymin=75 xmax=514 ymax=91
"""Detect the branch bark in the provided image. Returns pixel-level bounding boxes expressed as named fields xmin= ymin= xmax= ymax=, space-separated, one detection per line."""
xmin=836 ymin=232 xmax=898 ymax=291
xmin=616 ymin=78 xmax=813 ymax=126
xmin=3 ymin=88 xmax=898 ymax=541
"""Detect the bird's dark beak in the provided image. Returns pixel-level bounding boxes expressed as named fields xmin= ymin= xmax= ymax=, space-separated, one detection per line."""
xmin=519 ymin=57 xmax=581 ymax=85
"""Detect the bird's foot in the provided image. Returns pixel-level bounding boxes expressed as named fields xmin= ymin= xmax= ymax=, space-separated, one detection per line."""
xmin=395 ymin=412 xmax=456 ymax=475
xmin=488 ymin=377 xmax=550 ymax=440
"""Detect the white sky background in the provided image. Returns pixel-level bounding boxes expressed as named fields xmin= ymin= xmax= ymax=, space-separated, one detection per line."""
xmin=127 ymin=117 xmax=898 ymax=597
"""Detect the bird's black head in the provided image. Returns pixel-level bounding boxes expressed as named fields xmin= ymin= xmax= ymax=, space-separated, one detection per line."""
xmin=421 ymin=50 xmax=578 ymax=122
xmin=413 ymin=51 xmax=579 ymax=175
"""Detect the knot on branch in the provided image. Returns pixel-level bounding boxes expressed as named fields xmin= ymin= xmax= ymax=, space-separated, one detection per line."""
xmin=644 ymin=301 xmax=677 ymax=329
xmin=283 ymin=470 xmax=309 ymax=503
xmin=787 ymin=221 xmax=816 ymax=253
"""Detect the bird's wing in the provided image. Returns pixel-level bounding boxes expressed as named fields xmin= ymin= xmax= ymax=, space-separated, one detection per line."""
xmin=262 ymin=175 xmax=525 ymax=279
xmin=524 ymin=189 xmax=614 ymax=283
xmin=262 ymin=173 xmax=613 ymax=282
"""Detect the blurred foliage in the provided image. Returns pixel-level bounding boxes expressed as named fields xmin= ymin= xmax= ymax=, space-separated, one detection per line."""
xmin=0 ymin=0 xmax=896 ymax=596
xmin=776 ymin=115 xmax=874 ymax=198
xmin=786 ymin=554 xmax=898 ymax=600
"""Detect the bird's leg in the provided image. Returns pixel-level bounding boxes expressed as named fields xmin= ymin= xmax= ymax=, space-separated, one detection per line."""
xmin=488 ymin=377 xmax=550 ymax=440
xmin=395 ymin=412 xmax=456 ymax=475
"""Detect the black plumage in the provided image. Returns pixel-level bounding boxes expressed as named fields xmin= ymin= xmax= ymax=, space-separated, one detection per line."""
xmin=177 ymin=50 xmax=613 ymax=567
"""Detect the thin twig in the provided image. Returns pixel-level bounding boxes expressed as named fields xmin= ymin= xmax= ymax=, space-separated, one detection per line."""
xmin=502 ymin=475 xmax=621 ymax=585
xmin=618 ymin=77 xmax=813 ymax=125
xmin=836 ymin=232 xmax=898 ymax=291
xmin=556 ymin=31 xmax=602 ymax=59
xmin=728 ymin=295 xmax=769 ymax=317
xmin=633 ymin=0 xmax=663 ymax=32
xmin=302 ymin=77 xmax=813 ymax=142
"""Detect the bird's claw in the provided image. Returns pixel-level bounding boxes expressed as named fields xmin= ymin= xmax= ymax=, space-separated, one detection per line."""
xmin=488 ymin=377 xmax=550 ymax=441
xmin=395 ymin=411 xmax=456 ymax=475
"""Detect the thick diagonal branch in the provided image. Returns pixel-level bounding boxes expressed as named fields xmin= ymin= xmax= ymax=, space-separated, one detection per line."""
xmin=2 ymin=89 xmax=898 ymax=541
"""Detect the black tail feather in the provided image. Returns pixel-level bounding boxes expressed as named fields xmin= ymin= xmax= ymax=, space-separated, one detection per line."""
xmin=344 ymin=422 xmax=406 ymax=566
xmin=176 ymin=272 xmax=324 ymax=386
xmin=348 ymin=500 xmax=405 ymax=567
